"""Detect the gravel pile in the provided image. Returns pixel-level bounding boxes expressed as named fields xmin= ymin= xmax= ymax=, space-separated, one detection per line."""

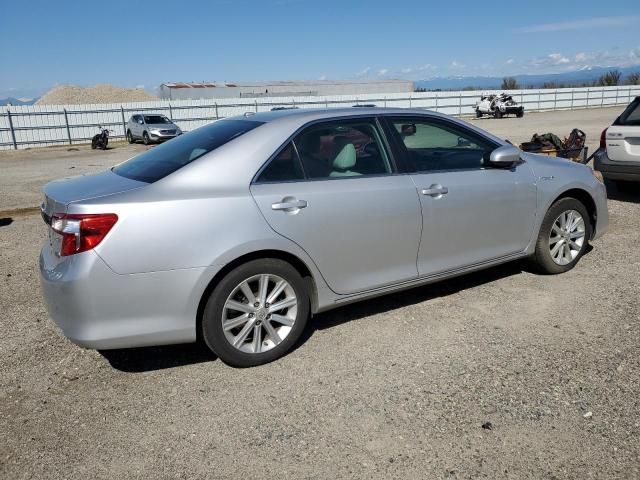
xmin=35 ymin=84 xmax=156 ymax=105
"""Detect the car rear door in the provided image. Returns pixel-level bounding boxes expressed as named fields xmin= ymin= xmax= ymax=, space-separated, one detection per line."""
xmin=606 ymin=97 xmax=640 ymax=163
xmin=383 ymin=115 xmax=537 ymax=276
xmin=250 ymin=117 xmax=422 ymax=295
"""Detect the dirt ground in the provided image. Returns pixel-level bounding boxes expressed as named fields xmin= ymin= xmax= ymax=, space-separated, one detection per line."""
xmin=0 ymin=107 xmax=639 ymax=479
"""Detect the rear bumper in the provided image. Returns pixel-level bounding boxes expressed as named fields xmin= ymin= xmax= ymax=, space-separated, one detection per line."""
xmin=594 ymin=150 xmax=640 ymax=181
xmin=39 ymin=244 xmax=216 ymax=349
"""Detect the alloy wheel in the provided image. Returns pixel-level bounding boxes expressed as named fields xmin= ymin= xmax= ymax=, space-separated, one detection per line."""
xmin=548 ymin=209 xmax=586 ymax=266
xmin=222 ymin=274 xmax=297 ymax=354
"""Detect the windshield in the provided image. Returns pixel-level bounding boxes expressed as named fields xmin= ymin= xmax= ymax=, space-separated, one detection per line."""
xmin=144 ymin=115 xmax=171 ymax=124
xmin=112 ymin=119 xmax=263 ymax=183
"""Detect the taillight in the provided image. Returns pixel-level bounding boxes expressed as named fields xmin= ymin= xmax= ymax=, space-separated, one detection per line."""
xmin=50 ymin=213 xmax=118 ymax=256
xmin=599 ymin=127 xmax=608 ymax=150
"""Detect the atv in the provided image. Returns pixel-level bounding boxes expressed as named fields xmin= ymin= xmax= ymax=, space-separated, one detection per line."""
xmin=475 ymin=93 xmax=524 ymax=119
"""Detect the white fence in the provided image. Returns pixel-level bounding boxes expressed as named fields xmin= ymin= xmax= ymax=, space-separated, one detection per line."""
xmin=1 ymin=85 xmax=638 ymax=150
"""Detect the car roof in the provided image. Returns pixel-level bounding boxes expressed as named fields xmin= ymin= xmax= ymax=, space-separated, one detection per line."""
xmin=230 ymin=107 xmax=451 ymax=124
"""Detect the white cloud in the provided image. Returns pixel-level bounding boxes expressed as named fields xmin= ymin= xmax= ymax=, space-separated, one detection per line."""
xmin=548 ymin=53 xmax=570 ymax=65
xmin=506 ymin=58 xmax=514 ymax=65
xmin=356 ymin=67 xmax=371 ymax=77
xmin=450 ymin=60 xmax=465 ymax=69
xmin=514 ymin=16 xmax=640 ymax=33
xmin=378 ymin=68 xmax=389 ymax=76
xmin=318 ymin=75 xmax=327 ymax=81
xmin=401 ymin=67 xmax=413 ymax=74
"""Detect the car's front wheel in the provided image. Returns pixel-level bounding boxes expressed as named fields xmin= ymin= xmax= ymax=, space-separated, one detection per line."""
xmin=143 ymin=131 xmax=150 ymax=145
xmin=533 ymin=197 xmax=592 ymax=274
xmin=202 ymin=259 xmax=310 ymax=367
xmin=126 ymin=130 xmax=134 ymax=144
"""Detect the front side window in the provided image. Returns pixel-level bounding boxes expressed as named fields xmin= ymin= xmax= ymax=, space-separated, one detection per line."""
xmin=113 ymin=119 xmax=263 ymax=183
xmin=293 ymin=119 xmax=392 ymax=179
xmin=389 ymin=118 xmax=498 ymax=172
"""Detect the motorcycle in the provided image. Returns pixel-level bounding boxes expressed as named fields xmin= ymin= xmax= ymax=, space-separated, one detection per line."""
xmin=91 ymin=126 xmax=111 ymax=150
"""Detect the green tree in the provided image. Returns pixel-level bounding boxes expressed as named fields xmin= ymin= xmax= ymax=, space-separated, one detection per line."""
xmin=624 ymin=72 xmax=640 ymax=85
xmin=501 ymin=77 xmax=519 ymax=90
xmin=597 ymin=70 xmax=622 ymax=86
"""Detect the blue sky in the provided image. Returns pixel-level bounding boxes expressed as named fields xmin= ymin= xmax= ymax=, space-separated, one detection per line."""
xmin=1 ymin=0 xmax=639 ymax=98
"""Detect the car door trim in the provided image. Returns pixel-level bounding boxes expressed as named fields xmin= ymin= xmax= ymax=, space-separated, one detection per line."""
xmin=328 ymin=251 xmax=528 ymax=308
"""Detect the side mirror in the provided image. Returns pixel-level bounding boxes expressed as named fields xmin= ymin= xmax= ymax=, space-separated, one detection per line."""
xmin=489 ymin=145 xmax=521 ymax=166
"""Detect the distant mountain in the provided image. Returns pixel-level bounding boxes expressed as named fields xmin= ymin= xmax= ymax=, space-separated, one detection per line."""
xmin=0 ymin=97 xmax=38 ymax=106
xmin=415 ymin=65 xmax=640 ymax=91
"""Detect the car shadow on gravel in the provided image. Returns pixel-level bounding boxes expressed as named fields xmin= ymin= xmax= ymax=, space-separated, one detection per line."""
xmin=98 ymin=258 xmax=568 ymax=372
xmin=100 ymin=342 xmax=217 ymax=373
xmin=605 ymin=180 xmax=640 ymax=204
xmin=297 ymin=260 xmax=530 ymax=346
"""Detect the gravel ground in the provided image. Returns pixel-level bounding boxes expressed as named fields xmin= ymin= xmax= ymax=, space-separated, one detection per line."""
xmin=0 ymin=107 xmax=638 ymax=479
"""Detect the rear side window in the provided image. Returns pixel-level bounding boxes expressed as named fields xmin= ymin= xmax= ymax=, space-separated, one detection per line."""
xmin=113 ymin=119 xmax=263 ymax=183
xmin=256 ymin=143 xmax=304 ymax=182
xmin=614 ymin=98 xmax=640 ymax=126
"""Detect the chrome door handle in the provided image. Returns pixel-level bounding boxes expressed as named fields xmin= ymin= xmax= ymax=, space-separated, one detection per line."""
xmin=421 ymin=185 xmax=448 ymax=197
xmin=271 ymin=198 xmax=308 ymax=211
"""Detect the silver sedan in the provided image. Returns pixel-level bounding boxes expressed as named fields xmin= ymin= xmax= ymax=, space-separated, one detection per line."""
xmin=39 ymin=108 xmax=608 ymax=367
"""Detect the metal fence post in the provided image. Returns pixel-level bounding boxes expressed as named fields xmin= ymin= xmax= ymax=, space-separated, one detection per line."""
xmin=553 ymin=90 xmax=557 ymax=110
xmin=409 ymin=94 xmax=412 ymax=108
xmin=63 ymin=108 xmax=72 ymax=145
xmin=570 ymin=89 xmax=574 ymax=108
xmin=600 ymin=88 xmax=604 ymax=107
xmin=6 ymin=109 xmax=17 ymax=150
xmin=434 ymin=94 xmax=437 ymax=111
xmin=458 ymin=92 xmax=462 ymax=116
xmin=120 ymin=106 xmax=126 ymax=137
xmin=168 ymin=103 xmax=173 ymax=121
xmin=255 ymin=100 xmax=258 ymax=113
xmin=615 ymin=87 xmax=619 ymax=105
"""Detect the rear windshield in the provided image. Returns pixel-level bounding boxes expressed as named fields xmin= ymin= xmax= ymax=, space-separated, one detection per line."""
xmin=113 ymin=119 xmax=263 ymax=183
xmin=144 ymin=115 xmax=171 ymax=124
xmin=614 ymin=98 xmax=640 ymax=126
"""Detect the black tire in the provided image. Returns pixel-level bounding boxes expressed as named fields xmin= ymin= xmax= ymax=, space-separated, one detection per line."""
xmin=202 ymin=258 xmax=310 ymax=367
xmin=143 ymin=131 xmax=150 ymax=145
xmin=126 ymin=130 xmax=134 ymax=144
xmin=494 ymin=109 xmax=503 ymax=119
xmin=532 ymin=197 xmax=592 ymax=274
xmin=91 ymin=138 xmax=97 ymax=149
xmin=516 ymin=110 xmax=524 ymax=118
xmin=475 ymin=109 xmax=482 ymax=118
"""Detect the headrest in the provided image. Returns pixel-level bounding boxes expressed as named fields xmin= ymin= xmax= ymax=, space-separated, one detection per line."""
xmin=332 ymin=137 xmax=356 ymax=170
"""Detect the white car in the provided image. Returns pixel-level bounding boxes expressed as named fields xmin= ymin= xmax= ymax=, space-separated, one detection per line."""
xmin=475 ymin=93 xmax=524 ymax=118
xmin=595 ymin=96 xmax=640 ymax=185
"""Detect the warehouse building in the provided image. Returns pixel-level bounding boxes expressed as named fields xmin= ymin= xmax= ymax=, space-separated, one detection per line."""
xmin=159 ymin=79 xmax=414 ymax=100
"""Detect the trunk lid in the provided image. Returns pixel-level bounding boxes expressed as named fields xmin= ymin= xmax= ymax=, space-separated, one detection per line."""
xmin=42 ymin=169 xmax=146 ymax=218
xmin=606 ymin=125 xmax=640 ymax=163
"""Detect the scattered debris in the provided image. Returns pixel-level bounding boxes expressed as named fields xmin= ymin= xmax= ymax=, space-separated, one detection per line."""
xmin=583 ymin=411 xmax=593 ymax=419
xmin=482 ymin=422 xmax=493 ymax=430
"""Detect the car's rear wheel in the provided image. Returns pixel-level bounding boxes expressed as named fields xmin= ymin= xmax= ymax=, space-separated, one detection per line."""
xmin=126 ymin=130 xmax=134 ymax=144
xmin=202 ymin=259 xmax=310 ymax=367
xmin=494 ymin=109 xmax=503 ymax=119
xmin=532 ymin=198 xmax=591 ymax=274
xmin=143 ymin=131 xmax=150 ymax=145
xmin=475 ymin=109 xmax=482 ymax=118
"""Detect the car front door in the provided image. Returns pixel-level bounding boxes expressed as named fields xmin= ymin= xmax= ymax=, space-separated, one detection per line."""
xmin=384 ymin=116 xmax=537 ymax=276
xmin=250 ymin=117 xmax=422 ymax=295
